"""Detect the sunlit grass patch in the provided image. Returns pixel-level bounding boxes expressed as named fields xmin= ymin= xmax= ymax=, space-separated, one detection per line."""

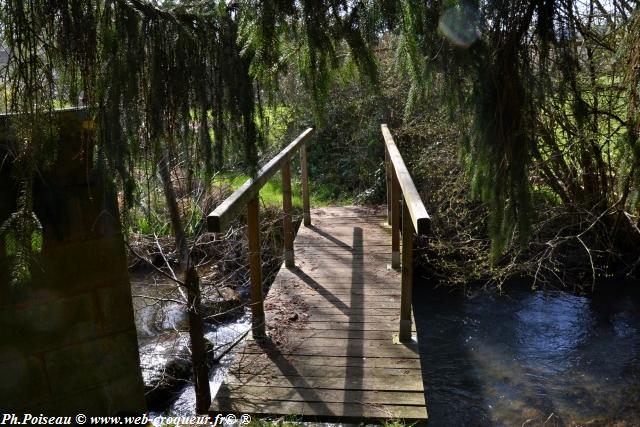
xmin=214 ymin=172 xmax=349 ymax=208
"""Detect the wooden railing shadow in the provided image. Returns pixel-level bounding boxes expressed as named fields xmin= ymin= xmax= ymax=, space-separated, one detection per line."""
xmin=305 ymin=225 xmax=353 ymax=251
xmin=217 ymin=343 xmax=334 ymax=415
xmin=258 ymin=337 xmax=335 ymax=415
xmin=344 ymin=227 xmax=364 ymax=415
xmin=288 ymin=267 xmax=350 ymax=314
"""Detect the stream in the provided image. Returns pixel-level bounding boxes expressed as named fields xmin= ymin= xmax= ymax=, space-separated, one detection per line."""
xmin=133 ymin=271 xmax=640 ymax=426
xmin=129 ymin=273 xmax=251 ymax=419
xmin=414 ymin=282 xmax=640 ymax=426
xmin=168 ymin=315 xmax=252 ymax=416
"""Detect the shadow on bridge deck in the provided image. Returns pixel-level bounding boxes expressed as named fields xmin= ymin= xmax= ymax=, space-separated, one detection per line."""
xmin=211 ymin=206 xmax=427 ymax=423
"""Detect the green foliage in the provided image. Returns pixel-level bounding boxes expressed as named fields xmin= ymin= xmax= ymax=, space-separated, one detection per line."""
xmin=215 ymin=172 xmax=336 ymax=209
xmin=275 ymin=50 xmax=393 ymax=205
xmin=0 ymin=190 xmax=43 ymax=289
xmin=1 ymin=0 xmax=263 ymax=198
xmin=240 ymin=0 xmax=384 ymax=119
xmin=2 ymin=0 xmax=640 ymax=282
xmin=388 ymin=0 xmax=640 ymax=260
xmin=0 ymin=1 xmax=389 ymax=271
xmin=131 ymin=212 xmax=171 ymax=237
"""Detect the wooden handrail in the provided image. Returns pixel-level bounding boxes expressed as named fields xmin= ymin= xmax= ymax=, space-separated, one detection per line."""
xmin=381 ymin=124 xmax=430 ymax=234
xmin=381 ymin=124 xmax=430 ymax=344
xmin=206 ymin=127 xmax=314 ymax=338
xmin=207 ymin=127 xmax=314 ymax=233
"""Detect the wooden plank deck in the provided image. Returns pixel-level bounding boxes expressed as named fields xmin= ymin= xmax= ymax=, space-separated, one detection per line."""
xmin=211 ymin=206 xmax=427 ymax=422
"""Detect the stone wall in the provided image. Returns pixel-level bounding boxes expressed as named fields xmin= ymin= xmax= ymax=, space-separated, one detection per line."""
xmin=0 ymin=110 xmax=146 ymax=415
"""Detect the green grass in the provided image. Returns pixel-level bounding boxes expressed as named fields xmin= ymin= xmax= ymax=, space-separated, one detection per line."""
xmin=214 ymin=172 xmax=349 ymax=208
xmin=125 ymin=167 xmax=351 ymax=238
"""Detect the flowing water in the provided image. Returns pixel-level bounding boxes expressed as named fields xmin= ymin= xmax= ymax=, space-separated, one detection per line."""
xmin=414 ymin=283 xmax=640 ymax=426
xmin=168 ymin=314 xmax=252 ymax=416
xmin=139 ymin=272 xmax=640 ymax=426
xmin=130 ymin=273 xmax=251 ymax=421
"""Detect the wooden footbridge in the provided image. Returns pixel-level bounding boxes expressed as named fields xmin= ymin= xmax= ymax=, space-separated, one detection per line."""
xmin=206 ymin=126 xmax=429 ymax=423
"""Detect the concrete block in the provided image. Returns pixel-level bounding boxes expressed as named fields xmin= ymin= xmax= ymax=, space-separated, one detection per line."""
xmin=102 ymin=373 xmax=147 ymax=414
xmin=1 ymin=293 xmax=98 ymax=355
xmin=96 ymin=285 xmax=137 ymax=335
xmin=0 ymin=354 xmax=50 ymax=410
xmin=31 ymin=238 xmax=128 ymax=294
xmin=30 ymin=373 xmax=146 ymax=416
xmin=45 ymin=331 xmax=143 ymax=396
xmin=1 ymin=110 xmax=144 ymax=416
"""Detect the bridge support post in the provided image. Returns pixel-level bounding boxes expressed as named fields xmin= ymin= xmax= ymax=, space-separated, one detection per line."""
xmin=399 ymin=200 xmax=414 ymax=342
xmin=247 ymin=195 xmax=266 ymax=339
xmin=391 ymin=167 xmax=401 ymax=269
xmin=282 ymin=160 xmax=295 ymax=268
xmin=300 ymin=143 xmax=311 ymax=226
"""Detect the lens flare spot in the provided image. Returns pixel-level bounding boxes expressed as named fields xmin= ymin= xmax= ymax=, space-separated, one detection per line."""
xmin=438 ymin=5 xmax=480 ymax=48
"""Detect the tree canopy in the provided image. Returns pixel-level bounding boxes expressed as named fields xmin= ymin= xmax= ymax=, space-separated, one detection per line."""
xmin=1 ymin=0 xmax=639 ymax=276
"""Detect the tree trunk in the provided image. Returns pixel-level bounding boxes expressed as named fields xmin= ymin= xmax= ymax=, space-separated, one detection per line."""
xmin=213 ymin=73 xmax=225 ymax=172
xmin=200 ymin=108 xmax=213 ymax=176
xmin=158 ymin=153 xmax=211 ymax=413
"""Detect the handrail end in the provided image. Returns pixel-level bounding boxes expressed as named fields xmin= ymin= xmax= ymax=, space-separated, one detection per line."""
xmin=416 ymin=216 xmax=431 ymax=235
xmin=302 ymin=127 xmax=315 ymax=139
xmin=207 ymin=213 xmax=222 ymax=233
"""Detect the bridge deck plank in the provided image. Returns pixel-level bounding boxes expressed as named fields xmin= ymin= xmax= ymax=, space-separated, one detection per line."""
xmin=210 ymin=206 xmax=427 ymax=422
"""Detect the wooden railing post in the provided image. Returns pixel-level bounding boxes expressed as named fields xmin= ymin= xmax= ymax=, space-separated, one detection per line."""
xmin=391 ymin=167 xmax=400 ymax=269
xmin=385 ymin=148 xmax=392 ymax=225
xmin=399 ymin=200 xmax=414 ymax=343
xmin=282 ymin=159 xmax=295 ymax=268
xmin=247 ymin=195 xmax=266 ymax=338
xmin=300 ymin=142 xmax=311 ymax=226
xmin=381 ymin=124 xmax=429 ymax=345
xmin=206 ymin=129 xmax=314 ymax=342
